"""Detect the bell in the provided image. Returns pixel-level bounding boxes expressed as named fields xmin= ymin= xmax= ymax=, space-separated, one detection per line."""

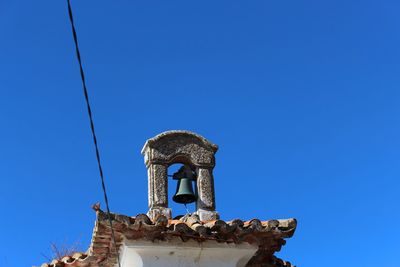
xmin=173 ymin=178 xmax=197 ymax=204
xmin=172 ymin=166 xmax=197 ymax=204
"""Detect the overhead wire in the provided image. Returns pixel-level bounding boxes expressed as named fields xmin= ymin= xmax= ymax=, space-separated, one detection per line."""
xmin=65 ymin=1 xmax=121 ymax=267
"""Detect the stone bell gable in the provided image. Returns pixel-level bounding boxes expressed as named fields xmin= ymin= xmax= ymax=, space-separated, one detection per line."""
xmin=141 ymin=130 xmax=219 ymax=221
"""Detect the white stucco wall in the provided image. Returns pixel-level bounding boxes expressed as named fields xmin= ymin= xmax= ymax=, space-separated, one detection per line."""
xmin=120 ymin=239 xmax=257 ymax=267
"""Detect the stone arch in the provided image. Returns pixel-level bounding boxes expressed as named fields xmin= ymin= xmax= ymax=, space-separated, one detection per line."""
xmin=142 ymin=130 xmax=219 ymax=220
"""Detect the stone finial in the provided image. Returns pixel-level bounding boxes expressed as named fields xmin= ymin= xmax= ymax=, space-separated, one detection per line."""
xmin=142 ymin=130 xmax=219 ymax=221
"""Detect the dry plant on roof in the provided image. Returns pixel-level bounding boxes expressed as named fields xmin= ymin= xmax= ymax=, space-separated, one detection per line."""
xmin=41 ymin=240 xmax=82 ymax=261
xmin=51 ymin=241 xmax=81 ymax=259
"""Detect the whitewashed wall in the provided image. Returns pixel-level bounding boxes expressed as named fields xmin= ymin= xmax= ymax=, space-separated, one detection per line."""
xmin=120 ymin=239 xmax=257 ymax=267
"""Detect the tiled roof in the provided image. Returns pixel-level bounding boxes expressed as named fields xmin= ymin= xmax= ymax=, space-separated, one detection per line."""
xmin=36 ymin=209 xmax=297 ymax=267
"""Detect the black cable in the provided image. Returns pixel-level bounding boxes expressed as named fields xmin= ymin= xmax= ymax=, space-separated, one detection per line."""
xmin=66 ymin=1 xmax=121 ymax=267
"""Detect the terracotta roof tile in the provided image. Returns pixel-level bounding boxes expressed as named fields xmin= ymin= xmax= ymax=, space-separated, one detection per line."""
xmin=38 ymin=253 xmax=89 ymax=267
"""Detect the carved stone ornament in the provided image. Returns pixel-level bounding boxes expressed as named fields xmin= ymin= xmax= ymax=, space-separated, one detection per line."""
xmin=141 ymin=130 xmax=219 ymax=221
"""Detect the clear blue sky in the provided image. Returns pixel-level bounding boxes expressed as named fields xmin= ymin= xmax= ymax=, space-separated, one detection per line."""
xmin=1 ymin=1 xmax=399 ymax=266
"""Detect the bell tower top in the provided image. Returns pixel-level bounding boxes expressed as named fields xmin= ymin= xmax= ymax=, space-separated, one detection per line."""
xmin=142 ymin=130 xmax=219 ymax=221
xmin=141 ymin=130 xmax=218 ymax=167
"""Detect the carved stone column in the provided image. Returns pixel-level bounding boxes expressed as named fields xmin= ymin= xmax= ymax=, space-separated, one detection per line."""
xmin=147 ymin=163 xmax=171 ymax=219
xmin=195 ymin=167 xmax=219 ymax=221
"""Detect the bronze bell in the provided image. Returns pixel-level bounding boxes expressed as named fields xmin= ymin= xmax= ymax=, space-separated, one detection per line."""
xmin=172 ymin=165 xmax=197 ymax=204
